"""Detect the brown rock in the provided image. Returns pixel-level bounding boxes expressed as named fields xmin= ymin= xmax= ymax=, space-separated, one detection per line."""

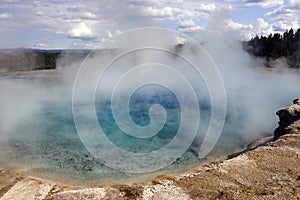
xmin=0 ymin=171 xmax=22 ymax=198
xmin=50 ymin=188 xmax=123 ymax=200
xmin=0 ymin=178 xmax=53 ymax=200
xmin=274 ymin=99 xmax=300 ymax=140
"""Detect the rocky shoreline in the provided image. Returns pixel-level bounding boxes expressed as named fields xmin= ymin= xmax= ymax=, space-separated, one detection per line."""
xmin=1 ymin=99 xmax=300 ymax=199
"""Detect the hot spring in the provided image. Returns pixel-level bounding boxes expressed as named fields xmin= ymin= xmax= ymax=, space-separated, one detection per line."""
xmin=1 ymin=67 xmax=299 ymax=185
xmin=1 ymin=29 xmax=300 ymax=185
xmin=0 ymin=72 xmax=216 ymax=184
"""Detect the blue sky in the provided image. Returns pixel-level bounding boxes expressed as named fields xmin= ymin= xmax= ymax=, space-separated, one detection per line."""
xmin=0 ymin=0 xmax=299 ymax=49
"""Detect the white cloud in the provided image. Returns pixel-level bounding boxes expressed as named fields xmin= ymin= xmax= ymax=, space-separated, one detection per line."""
xmin=177 ymin=19 xmax=196 ymax=28
xmin=205 ymin=15 xmax=274 ymax=41
xmin=289 ymin=0 xmax=300 ymax=8
xmin=68 ymin=22 xmax=95 ymax=39
xmin=0 ymin=13 xmax=13 ymax=19
xmin=178 ymin=26 xmax=204 ymax=34
xmin=141 ymin=6 xmax=174 ymax=19
xmin=70 ymin=41 xmax=98 ymax=49
xmin=273 ymin=20 xmax=299 ymax=32
xmin=32 ymin=43 xmax=47 ymax=49
xmin=226 ymin=20 xmax=246 ymax=30
xmin=266 ymin=7 xmax=298 ymax=21
xmin=104 ymin=30 xmax=123 ymax=39
xmin=253 ymin=18 xmax=273 ymax=35
xmin=195 ymin=3 xmax=217 ymax=12
xmin=1 ymin=0 xmax=20 ymax=2
xmin=0 ymin=0 xmax=298 ymax=48
xmin=265 ymin=5 xmax=299 ymax=31
xmin=243 ymin=0 xmax=284 ymax=8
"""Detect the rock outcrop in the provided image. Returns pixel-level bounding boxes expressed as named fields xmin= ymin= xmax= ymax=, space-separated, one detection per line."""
xmin=1 ymin=100 xmax=300 ymax=199
xmin=274 ymin=98 xmax=300 ymax=140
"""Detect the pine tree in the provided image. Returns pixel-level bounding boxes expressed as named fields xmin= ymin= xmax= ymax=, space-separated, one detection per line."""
xmin=245 ymin=28 xmax=300 ymax=68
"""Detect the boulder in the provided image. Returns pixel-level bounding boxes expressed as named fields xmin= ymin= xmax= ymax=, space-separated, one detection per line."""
xmin=274 ymin=98 xmax=300 ymax=140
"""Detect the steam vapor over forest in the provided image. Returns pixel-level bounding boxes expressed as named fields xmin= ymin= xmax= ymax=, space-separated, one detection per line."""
xmin=1 ymin=29 xmax=300 ymax=72
xmin=244 ymin=28 xmax=300 ymax=68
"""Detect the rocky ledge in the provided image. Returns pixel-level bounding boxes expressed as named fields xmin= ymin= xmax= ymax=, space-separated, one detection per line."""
xmin=1 ymin=99 xmax=300 ymax=200
xmin=274 ymin=98 xmax=300 ymax=140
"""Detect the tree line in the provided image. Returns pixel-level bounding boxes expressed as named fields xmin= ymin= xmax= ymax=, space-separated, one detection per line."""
xmin=244 ymin=28 xmax=300 ymax=68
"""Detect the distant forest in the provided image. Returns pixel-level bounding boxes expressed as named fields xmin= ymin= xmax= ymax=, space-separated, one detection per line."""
xmin=1 ymin=30 xmax=300 ymax=73
xmin=244 ymin=28 xmax=300 ymax=68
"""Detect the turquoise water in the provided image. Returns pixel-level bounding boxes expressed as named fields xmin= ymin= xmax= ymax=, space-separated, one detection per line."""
xmin=0 ymin=100 xmax=199 ymax=183
xmin=0 ymin=77 xmax=255 ymax=184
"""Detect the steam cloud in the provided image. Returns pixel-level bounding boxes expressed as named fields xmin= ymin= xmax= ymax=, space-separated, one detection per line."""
xmin=0 ymin=14 xmax=300 ymax=175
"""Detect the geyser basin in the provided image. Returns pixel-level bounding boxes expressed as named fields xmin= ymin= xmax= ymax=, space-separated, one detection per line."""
xmin=0 ymin=67 xmax=300 ymax=185
xmin=1 ymin=28 xmax=300 ymax=185
xmin=70 ymin=28 xmax=227 ymax=175
xmin=0 ymin=75 xmax=212 ymax=184
xmin=0 ymin=73 xmax=267 ymax=185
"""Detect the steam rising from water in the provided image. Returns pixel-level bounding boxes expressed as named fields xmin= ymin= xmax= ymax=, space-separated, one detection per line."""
xmin=0 ymin=23 xmax=299 ymax=182
xmin=204 ymin=28 xmax=300 ymax=142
